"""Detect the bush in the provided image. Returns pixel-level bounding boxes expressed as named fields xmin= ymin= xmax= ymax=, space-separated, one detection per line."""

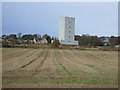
xmin=51 ymin=40 xmax=60 ymax=48
xmin=2 ymin=42 xmax=15 ymax=47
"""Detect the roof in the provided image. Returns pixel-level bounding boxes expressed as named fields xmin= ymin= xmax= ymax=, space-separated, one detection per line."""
xmin=60 ymin=16 xmax=75 ymax=19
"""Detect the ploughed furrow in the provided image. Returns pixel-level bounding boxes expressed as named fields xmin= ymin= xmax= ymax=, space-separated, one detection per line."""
xmin=35 ymin=49 xmax=62 ymax=77
xmin=76 ymin=51 xmax=118 ymax=72
xmin=61 ymin=50 xmax=97 ymax=73
xmin=54 ymin=50 xmax=69 ymax=74
xmin=3 ymin=49 xmax=33 ymax=65
xmin=3 ymin=49 xmax=30 ymax=61
xmin=2 ymin=48 xmax=24 ymax=57
xmin=55 ymin=50 xmax=81 ymax=73
xmin=71 ymin=50 xmax=101 ymax=66
xmin=18 ymin=49 xmax=48 ymax=71
xmin=72 ymin=50 xmax=100 ymax=65
xmin=80 ymin=51 xmax=117 ymax=64
xmin=36 ymin=49 xmax=53 ymax=70
xmin=90 ymin=51 xmax=118 ymax=64
xmin=52 ymin=50 xmax=61 ymax=72
xmin=35 ymin=49 xmax=49 ymax=70
xmin=21 ymin=50 xmax=45 ymax=68
xmin=3 ymin=49 xmax=42 ymax=73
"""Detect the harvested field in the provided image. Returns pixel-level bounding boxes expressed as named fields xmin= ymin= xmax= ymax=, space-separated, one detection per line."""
xmin=2 ymin=48 xmax=118 ymax=88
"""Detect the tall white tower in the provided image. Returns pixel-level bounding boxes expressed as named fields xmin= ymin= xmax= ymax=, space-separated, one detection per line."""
xmin=59 ymin=17 xmax=78 ymax=45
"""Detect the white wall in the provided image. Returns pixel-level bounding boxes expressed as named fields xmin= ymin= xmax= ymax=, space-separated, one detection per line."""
xmin=59 ymin=17 xmax=65 ymax=41
xmin=59 ymin=17 xmax=78 ymax=45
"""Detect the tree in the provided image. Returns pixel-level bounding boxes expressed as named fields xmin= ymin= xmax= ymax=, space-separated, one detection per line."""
xmin=51 ymin=37 xmax=55 ymax=40
xmin=109 ymin=36 xmax=118 ymax=47
xmin=33 ymin=34 xmax=41 ymax=40
xmin=34 ymin=34 xmax=41 ymax=38
xmin=75 ymin=35 xmax=81 ymax=45
xmin=43 ymin=34 xmax=51 ymax=43
xmin=75 ymin=35 xmax=104 ymax=47
xmin=118 ymin=36 xmax=120 ymax=45
xmin=17 ymin=33 xmax=22 ymax=39
xmin=90 ymin=36 xmax=103 ymax=46
xmin=5 ymin=34 xmax=17 ymax=39
xmin=22 ymin=34 xmax=34 ymax=40
xmin=2 ymin=34 xmax=6 ymax=39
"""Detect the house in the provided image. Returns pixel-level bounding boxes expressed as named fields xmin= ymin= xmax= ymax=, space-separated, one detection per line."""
xmin=22 ymin=39 xmax=34 ymax=44
xmin=33 ymin=38 xmax=48 ymax=44
xmin=115 ymin=45 xmax=120 ymax=48
xmin=16 ymin=39 xmax=22 ymax=44
xmin=4 ymin=39 xmax=18 ymax=43
xmin=40 ymin=38 xmax=48 ymax=44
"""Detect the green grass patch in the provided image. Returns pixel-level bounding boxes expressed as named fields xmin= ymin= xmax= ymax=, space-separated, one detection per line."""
xmin=68 ymin=72 xmax=80 ymax=76
xmin=59 ymin=64 xmax=79 ymax=76
xmin=84 ymin=64 xmax=98 ymax=69
xmin=3 ymin=79 xmax=106 ymax=84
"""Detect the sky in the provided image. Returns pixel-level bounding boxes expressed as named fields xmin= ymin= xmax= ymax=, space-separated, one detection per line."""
xmin=2 ymin=2 xmax=118 ymax=37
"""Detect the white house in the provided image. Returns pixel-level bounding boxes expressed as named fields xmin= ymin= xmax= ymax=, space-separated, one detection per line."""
xmin=33 ymin=38 xmax=48 ymax=44
xmin=59 ymin=17 xmax=78 ymax=45
xmin=40 ymin=38 xmax=48 ymax=44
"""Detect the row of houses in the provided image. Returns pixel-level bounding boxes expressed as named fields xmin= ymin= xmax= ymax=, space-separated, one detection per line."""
xmin=0 ymin=36 xmax=114 ymax=45
xmin=1 ymin=37 xmax=48 ymax=44
xmin=1 ymin=36 xmax=120 ymax=47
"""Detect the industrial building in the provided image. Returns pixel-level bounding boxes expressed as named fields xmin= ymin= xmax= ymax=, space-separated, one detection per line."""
xmin=59 ymin=17 xmax=78 ymax=45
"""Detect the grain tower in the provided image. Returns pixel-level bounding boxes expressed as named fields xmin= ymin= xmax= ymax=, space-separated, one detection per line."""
xmin=59 ymin=17 xmax=78 ymax=45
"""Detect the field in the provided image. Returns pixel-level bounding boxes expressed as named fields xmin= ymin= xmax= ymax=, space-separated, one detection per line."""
xmin=2 ymin=48 xmax=118 ymax=88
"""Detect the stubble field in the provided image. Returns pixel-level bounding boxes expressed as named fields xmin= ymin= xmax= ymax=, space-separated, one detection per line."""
xmin=2 ymin=48 xmax=118 ymax=88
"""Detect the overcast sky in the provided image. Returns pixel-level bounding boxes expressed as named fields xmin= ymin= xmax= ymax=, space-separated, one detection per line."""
xmin=2 ymin=2 xmax=118 ymax=37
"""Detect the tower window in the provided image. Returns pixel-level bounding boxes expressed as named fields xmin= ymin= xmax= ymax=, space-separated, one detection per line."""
xmin=69 ymin=27 xmax=71 ymax=28
xmin=69 ymin=41 xmax=70 ymax=42
xmin=69 ymin=31 xmax=70 ymax=33
xmin=69 ymin=36 xmax=70 ymax=37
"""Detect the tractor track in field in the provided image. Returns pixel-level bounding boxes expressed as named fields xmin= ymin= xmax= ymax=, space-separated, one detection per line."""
xmin=35 ymin=49 xmax=49 ymax=70
xmin=20 ymin=50 xmax=45 ymax=68
xmin=4 ymin=49 xmax=49 ymax=73
xmin=54 ymin=50 xmax=70 ymax=74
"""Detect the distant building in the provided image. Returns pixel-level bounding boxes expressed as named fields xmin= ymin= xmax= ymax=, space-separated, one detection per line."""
xmin=115 ymin=45 xmax=120 ymax=48
xmin=100 ymin=37 xmax=110 ymax=46
xmin=40 ymin=38 xmax=48 ymax=44
xmin=59 ymin=17 xmax=78 ymax=45
xmin=33 ymin=38 xmax=48 ymax=44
